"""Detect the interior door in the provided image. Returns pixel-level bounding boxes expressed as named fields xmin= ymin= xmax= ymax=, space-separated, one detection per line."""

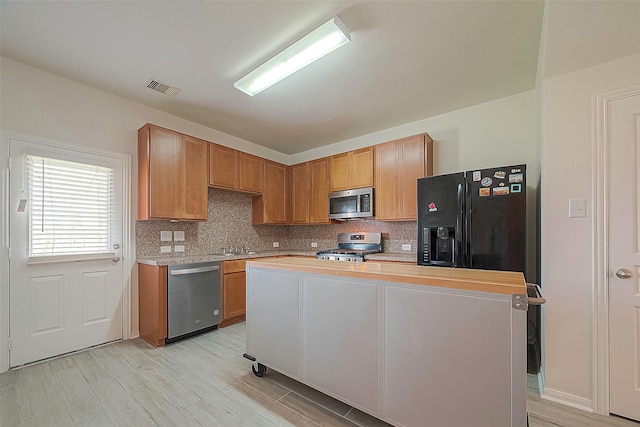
xmin=9 ymin=139 xmax=124 ymax=367
xmin=608 ymin=93 xmax=640 ymax=421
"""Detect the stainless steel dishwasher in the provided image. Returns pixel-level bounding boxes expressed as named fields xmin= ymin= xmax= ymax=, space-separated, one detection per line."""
xmin=167 ymin=261 xmax=221 ymax=343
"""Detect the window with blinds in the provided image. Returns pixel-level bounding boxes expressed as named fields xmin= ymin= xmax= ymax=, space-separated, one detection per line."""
xmin=26 ymin=154 xmax=116 ymax=261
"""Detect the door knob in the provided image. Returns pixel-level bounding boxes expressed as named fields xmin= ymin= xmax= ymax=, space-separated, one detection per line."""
xmin=112 ymin=256 xmax=121 ymax=263
xmin=615 ymin=268 xmax=633 ymax=279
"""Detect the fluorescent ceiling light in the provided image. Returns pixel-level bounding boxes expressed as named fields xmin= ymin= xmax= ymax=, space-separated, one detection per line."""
xmin=234 ymin=16 xmax=351 ymax=96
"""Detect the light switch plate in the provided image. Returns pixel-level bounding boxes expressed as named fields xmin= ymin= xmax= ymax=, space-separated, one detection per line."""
xmin=174 ymin=245 xmax=185 ymax=252
xmin=160 ymin=231 xmax=172 ymax=241
xmin=402 ymin=244 xmax=412 ymax=251
xmin=160 ymin=245 xmax=172 ymax=253
xmin=568 ymin=198 xmax=587 ymax=218
xmin=273 ymin=242 xmax=280 ymax=248
xmin=311 ymin=242 xmax=318 ymax=248
xmin=174 ymin=231 xmax=185 ymax=241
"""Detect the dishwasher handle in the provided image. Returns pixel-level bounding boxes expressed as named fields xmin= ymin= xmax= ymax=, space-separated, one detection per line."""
xmin=170 ymin=265 xmax=220 ymax=276
xmin=526 ymin=283 xmax=546 ymax=306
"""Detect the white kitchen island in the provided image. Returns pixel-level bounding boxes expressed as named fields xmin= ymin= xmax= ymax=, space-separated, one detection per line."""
xmin=245 ymin=258 xmax=528 ymax=427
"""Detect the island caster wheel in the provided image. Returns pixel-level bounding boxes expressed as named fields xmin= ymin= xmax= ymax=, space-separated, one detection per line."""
xmin=252 ymin=362 xmax=267 ymax=377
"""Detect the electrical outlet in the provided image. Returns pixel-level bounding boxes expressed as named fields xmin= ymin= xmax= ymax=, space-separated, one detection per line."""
xmin=272 ymin=242 xmax=280 ymax=248
xmin=174 ymin=231 xmax=185 ymax=241
xmin=174 ymin=245 xmax=185 ymax=252
xmin=160 ymin=245 xmax=172 ymax=253
xmin=402 ymin=243 xmax=412 ymax=251
xmin=311 ymin=242 xmax=318 ymax=248
xmin=160 ymin=231 xmax=172 ymax=241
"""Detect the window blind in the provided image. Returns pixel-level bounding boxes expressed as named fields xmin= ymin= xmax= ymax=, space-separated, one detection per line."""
xmin=26 ymin=154 xmax=116 ymax=259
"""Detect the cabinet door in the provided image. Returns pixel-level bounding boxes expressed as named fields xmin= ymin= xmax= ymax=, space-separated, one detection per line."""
xmin=238 ymin=152 xmax=264 ymax=194
xmin=309 ymin=158 xmax=330 ymax=223
xmin=181 ymin=135 xmax=208 ymax=220
xmin=223 ymin=271 xmax=246 ymax=320
xmin=148 ymin=126 xmax=181 ymax=219
xmin=140 ymin=124 xmax=208 ymax=221
xmin=398 ymin=135 xmax=427 ymax=220
xmin=329 ymin=152 xmax=350 ymax=192
xmin=374 ymin=140 xmax=399 ymax=220
xmin=291 ymin=162 xmax=310 ymax=224
xmin=209 ymin=143 xmax=238 ymax=189
xmin=138 ymin=264 xmax=167 ymax=347
xmin=253 ymin=160 xmax=288 ymax=224
xmin=351 ymin=147 xmax=374 ymax=189
xmin=375 ymin=134 xmax=433 ymax=221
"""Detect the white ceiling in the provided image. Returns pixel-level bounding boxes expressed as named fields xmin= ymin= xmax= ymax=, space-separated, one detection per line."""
xmin=1 ymin=1 xmax=639 ymax=155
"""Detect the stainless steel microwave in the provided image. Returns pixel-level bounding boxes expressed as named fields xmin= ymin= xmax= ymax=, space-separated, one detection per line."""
xmin=328 ymin=187 xmax=374 ymax=220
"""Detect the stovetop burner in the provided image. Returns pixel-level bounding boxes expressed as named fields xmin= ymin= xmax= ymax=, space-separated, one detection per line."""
xmin=316 ymin=232 xmax=382 ymax=261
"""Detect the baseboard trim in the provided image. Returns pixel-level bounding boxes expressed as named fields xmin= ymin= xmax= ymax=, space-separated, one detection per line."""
xmin=542 ymin=387 xmax=594 ymax=412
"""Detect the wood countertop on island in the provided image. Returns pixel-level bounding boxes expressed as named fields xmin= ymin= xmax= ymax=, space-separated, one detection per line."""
xmin=246 ymin=257 xmax=526 ymax=295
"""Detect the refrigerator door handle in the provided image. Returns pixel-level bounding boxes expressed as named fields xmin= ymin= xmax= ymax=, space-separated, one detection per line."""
xmin=456 ymin=183 xmax=464 ymax=267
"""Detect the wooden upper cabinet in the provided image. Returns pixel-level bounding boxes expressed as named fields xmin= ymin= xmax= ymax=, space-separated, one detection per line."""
xmin=238 ymin=152 xmax=264 ymax=194
xmin=252 ymin=160 xmax=288 ymax=224
xmin=209 ymin=144 xmax=264 ymax=194
xmin=138 ymin=124 xmax=208 ymax=221
xmin=209 ymin=144 xmax=238 ymax=189
xmin=290 ymin=162 xmax=310 ymax=224
xmin=374 ymin=133 xmax=433 ymax=221
xmin=329 ymin=147 xmax=374 ymax=192
xmin=289 ymin=158 xmax=331 ymax=225
xmin=309 ymin=158 xmax=330 ymax=224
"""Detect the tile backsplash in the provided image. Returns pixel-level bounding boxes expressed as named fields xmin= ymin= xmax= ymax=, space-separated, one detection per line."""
xmin=136 ymin=188 xmax=417 ymax=258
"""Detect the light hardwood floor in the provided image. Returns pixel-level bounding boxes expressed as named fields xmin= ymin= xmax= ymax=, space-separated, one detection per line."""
xmin=0 ymin=322 xmax=637 ymax=427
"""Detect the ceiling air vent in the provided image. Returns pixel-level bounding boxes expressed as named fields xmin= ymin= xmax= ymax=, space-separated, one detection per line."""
xmin=145 ymin=78 xmax=181 ymax=97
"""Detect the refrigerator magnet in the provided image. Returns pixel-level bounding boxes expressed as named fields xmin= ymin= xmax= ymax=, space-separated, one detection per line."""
xmin=481 ymin=177 xmax=492 ymax=186
xmin=511 ymin=184 xmax=522 ymax=193
xmin=473 ymin=171 xmax=481 ymax=181
xmin=479 ymin=188 xmax=490 ymax=197
xmin=509 ymin=173 xmax=523 ymax=183
xmin=493 ymin=187 xmax=510 ymax=196
xmin=494 ymin=171 xmax=506 ymax=179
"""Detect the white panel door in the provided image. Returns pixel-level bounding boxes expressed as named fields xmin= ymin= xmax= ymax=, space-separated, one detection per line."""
xmin=609 ymin=93 xmax=640 ymax=421
xmin=9 ymin=139 xmax=124 ymax=367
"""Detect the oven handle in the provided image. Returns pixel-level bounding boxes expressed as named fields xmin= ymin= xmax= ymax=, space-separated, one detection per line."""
xmin=170 ymin=265 xmax=219 ymax=276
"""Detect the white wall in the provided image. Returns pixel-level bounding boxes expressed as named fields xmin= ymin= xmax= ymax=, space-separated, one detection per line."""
xmin=541 ymin=52 xmax=640 ymax=409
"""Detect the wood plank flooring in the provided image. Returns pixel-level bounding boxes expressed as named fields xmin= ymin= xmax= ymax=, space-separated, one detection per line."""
xmin=0 ymin=322 xmax=637 ymax=426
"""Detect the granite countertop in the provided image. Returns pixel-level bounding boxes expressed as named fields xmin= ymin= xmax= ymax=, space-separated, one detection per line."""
xmin=137 ymin=250 xmax=320 ymax=266
xmin=247 ymin=257 xmax=527 ymax=295
xmin=137 ymin=250 xmax=418 ymax=266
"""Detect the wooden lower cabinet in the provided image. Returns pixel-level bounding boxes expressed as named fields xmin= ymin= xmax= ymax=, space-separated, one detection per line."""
xmin=138 ymin=263 xmax=167 ymax=347
xmin=221 ymin=259 xmax=247 ymax=327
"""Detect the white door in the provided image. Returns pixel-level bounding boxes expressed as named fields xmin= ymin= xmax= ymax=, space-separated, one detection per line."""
xmin=9 ymin=138 xmax=124 ymax=367
xmin=608 ymin=93 xmax=640 ymax=421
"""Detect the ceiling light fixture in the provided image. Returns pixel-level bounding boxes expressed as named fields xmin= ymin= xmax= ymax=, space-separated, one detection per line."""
xmin=234 ymin=16 xmax=351 ymax=96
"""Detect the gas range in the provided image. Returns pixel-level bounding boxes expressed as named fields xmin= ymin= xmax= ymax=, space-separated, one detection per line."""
xmin=316 ymin=232 xmax=382 ymax=262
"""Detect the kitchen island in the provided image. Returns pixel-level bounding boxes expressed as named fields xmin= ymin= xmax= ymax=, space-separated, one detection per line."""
xmin=245 ymin=257 xmax=528 ymax=427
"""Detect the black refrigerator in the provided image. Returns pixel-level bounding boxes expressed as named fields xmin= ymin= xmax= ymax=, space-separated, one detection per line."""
xmin=417 ymin=164 xmax=526 ymax=273
xmin=417 ymin=165 xmax=540 ymax=374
